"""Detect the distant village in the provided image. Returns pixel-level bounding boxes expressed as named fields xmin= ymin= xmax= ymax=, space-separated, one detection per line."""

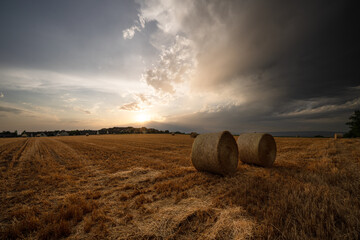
xmin=0 ymin=126 xmax=184 ymax=138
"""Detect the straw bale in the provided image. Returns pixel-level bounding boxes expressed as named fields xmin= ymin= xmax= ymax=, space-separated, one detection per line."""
xmin=237 ymin=133 xmax=276 ymax=167
xmin=191 ymin=131 xmax=238 ymax=175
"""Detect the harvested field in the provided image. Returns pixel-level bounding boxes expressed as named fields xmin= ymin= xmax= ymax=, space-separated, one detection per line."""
xmin=0 ymin=135 xmax=360 ymax=239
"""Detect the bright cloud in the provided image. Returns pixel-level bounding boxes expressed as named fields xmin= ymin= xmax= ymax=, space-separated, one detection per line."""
xmin=143 ymin=35 xmax=196 ymax=94
xmin=119 ymin=102 xmax=142 ymax=111
xmin=122 ymin=14 xmax=146 ymax=39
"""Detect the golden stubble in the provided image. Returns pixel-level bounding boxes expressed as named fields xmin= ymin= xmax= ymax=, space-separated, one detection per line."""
xmin=0 ymin=135 xmax=359 ymax=239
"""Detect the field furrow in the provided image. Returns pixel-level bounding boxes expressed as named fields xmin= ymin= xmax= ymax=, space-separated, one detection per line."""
xmin=0 ymin=139 xmax=27 ymax=172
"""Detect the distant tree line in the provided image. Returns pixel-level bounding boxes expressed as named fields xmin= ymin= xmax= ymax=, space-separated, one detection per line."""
xmin=0 ymin=130 xmax=17 ymax=138
xmin=0 ymin=127 xmax=179 ymax=138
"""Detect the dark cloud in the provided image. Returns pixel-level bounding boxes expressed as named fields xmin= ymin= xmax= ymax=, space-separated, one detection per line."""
xmin=119 ymin=102 xmax=141 ymax=111
xmin=0 ymin=106 xmax=23 ymax=114
xmin=74 ymin=108 xmax=91 ymax=115
xmin=119 ymin=93 xmax=154 ymax=111
xmin=185 ymin=0 xmax=359 ymax=98
xmin=152 ymin=100 xmax=358 ymax=134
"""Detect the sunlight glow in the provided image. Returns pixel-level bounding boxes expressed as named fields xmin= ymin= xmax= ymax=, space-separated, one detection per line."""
xmin=135 ymin=113 xmax=151 ymax=123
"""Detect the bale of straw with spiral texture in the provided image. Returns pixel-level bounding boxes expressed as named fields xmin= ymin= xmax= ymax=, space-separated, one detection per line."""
xmin=236 ymin=133 xmax=276 ymax=167
xmin=191 ymin=131 xmax=239 ymax=175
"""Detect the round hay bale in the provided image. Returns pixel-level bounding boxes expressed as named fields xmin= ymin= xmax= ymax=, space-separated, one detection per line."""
xmin=236 ymin=133 xmax=276 ymax=167
xmin=191 ymin=131 xmax=238 ymax=175
xmin=190 ymin=132 xmax=199 ymax=138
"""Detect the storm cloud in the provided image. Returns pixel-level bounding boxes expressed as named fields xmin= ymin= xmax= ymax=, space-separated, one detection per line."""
xmin=133 ymin=0 xmax=359 ymax=132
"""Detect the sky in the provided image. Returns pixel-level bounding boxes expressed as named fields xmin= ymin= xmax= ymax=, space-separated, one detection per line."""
xmin=0 ymin=0 xmax=359 ymax=133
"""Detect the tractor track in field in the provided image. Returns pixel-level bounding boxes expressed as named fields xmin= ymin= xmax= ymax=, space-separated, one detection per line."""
xmin=8 ymin=138 xmax=30 ymax=169
xmin=0 ymin=139 xmax=28 ymax=171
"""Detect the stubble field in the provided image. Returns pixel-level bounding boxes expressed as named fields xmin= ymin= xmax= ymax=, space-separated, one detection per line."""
xmin=0 ymin=134 xmax=360 ymax=239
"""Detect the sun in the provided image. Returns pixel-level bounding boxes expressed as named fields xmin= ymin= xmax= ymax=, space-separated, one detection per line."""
xmin=135 ymin=113 xmax=150 ymax=123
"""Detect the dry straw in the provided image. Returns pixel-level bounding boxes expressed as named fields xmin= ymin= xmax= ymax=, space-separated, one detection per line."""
xmin=237 ymin=133 xmax=276 ymax=167
xmin=191 ymin=131 xmax=239 ymax=175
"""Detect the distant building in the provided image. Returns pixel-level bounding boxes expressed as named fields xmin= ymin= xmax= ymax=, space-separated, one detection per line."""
xmin=334 ymin=133 xmax=343 ymax=139
xmin=36 ymin=133 xmax=47 ymax=137
xmin=58 ymin=131 xmax=69 ymax=136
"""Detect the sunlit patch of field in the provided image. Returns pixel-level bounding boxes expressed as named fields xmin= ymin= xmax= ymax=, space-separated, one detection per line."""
xmin=0 ymin=135 xmax=359 ymax=239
